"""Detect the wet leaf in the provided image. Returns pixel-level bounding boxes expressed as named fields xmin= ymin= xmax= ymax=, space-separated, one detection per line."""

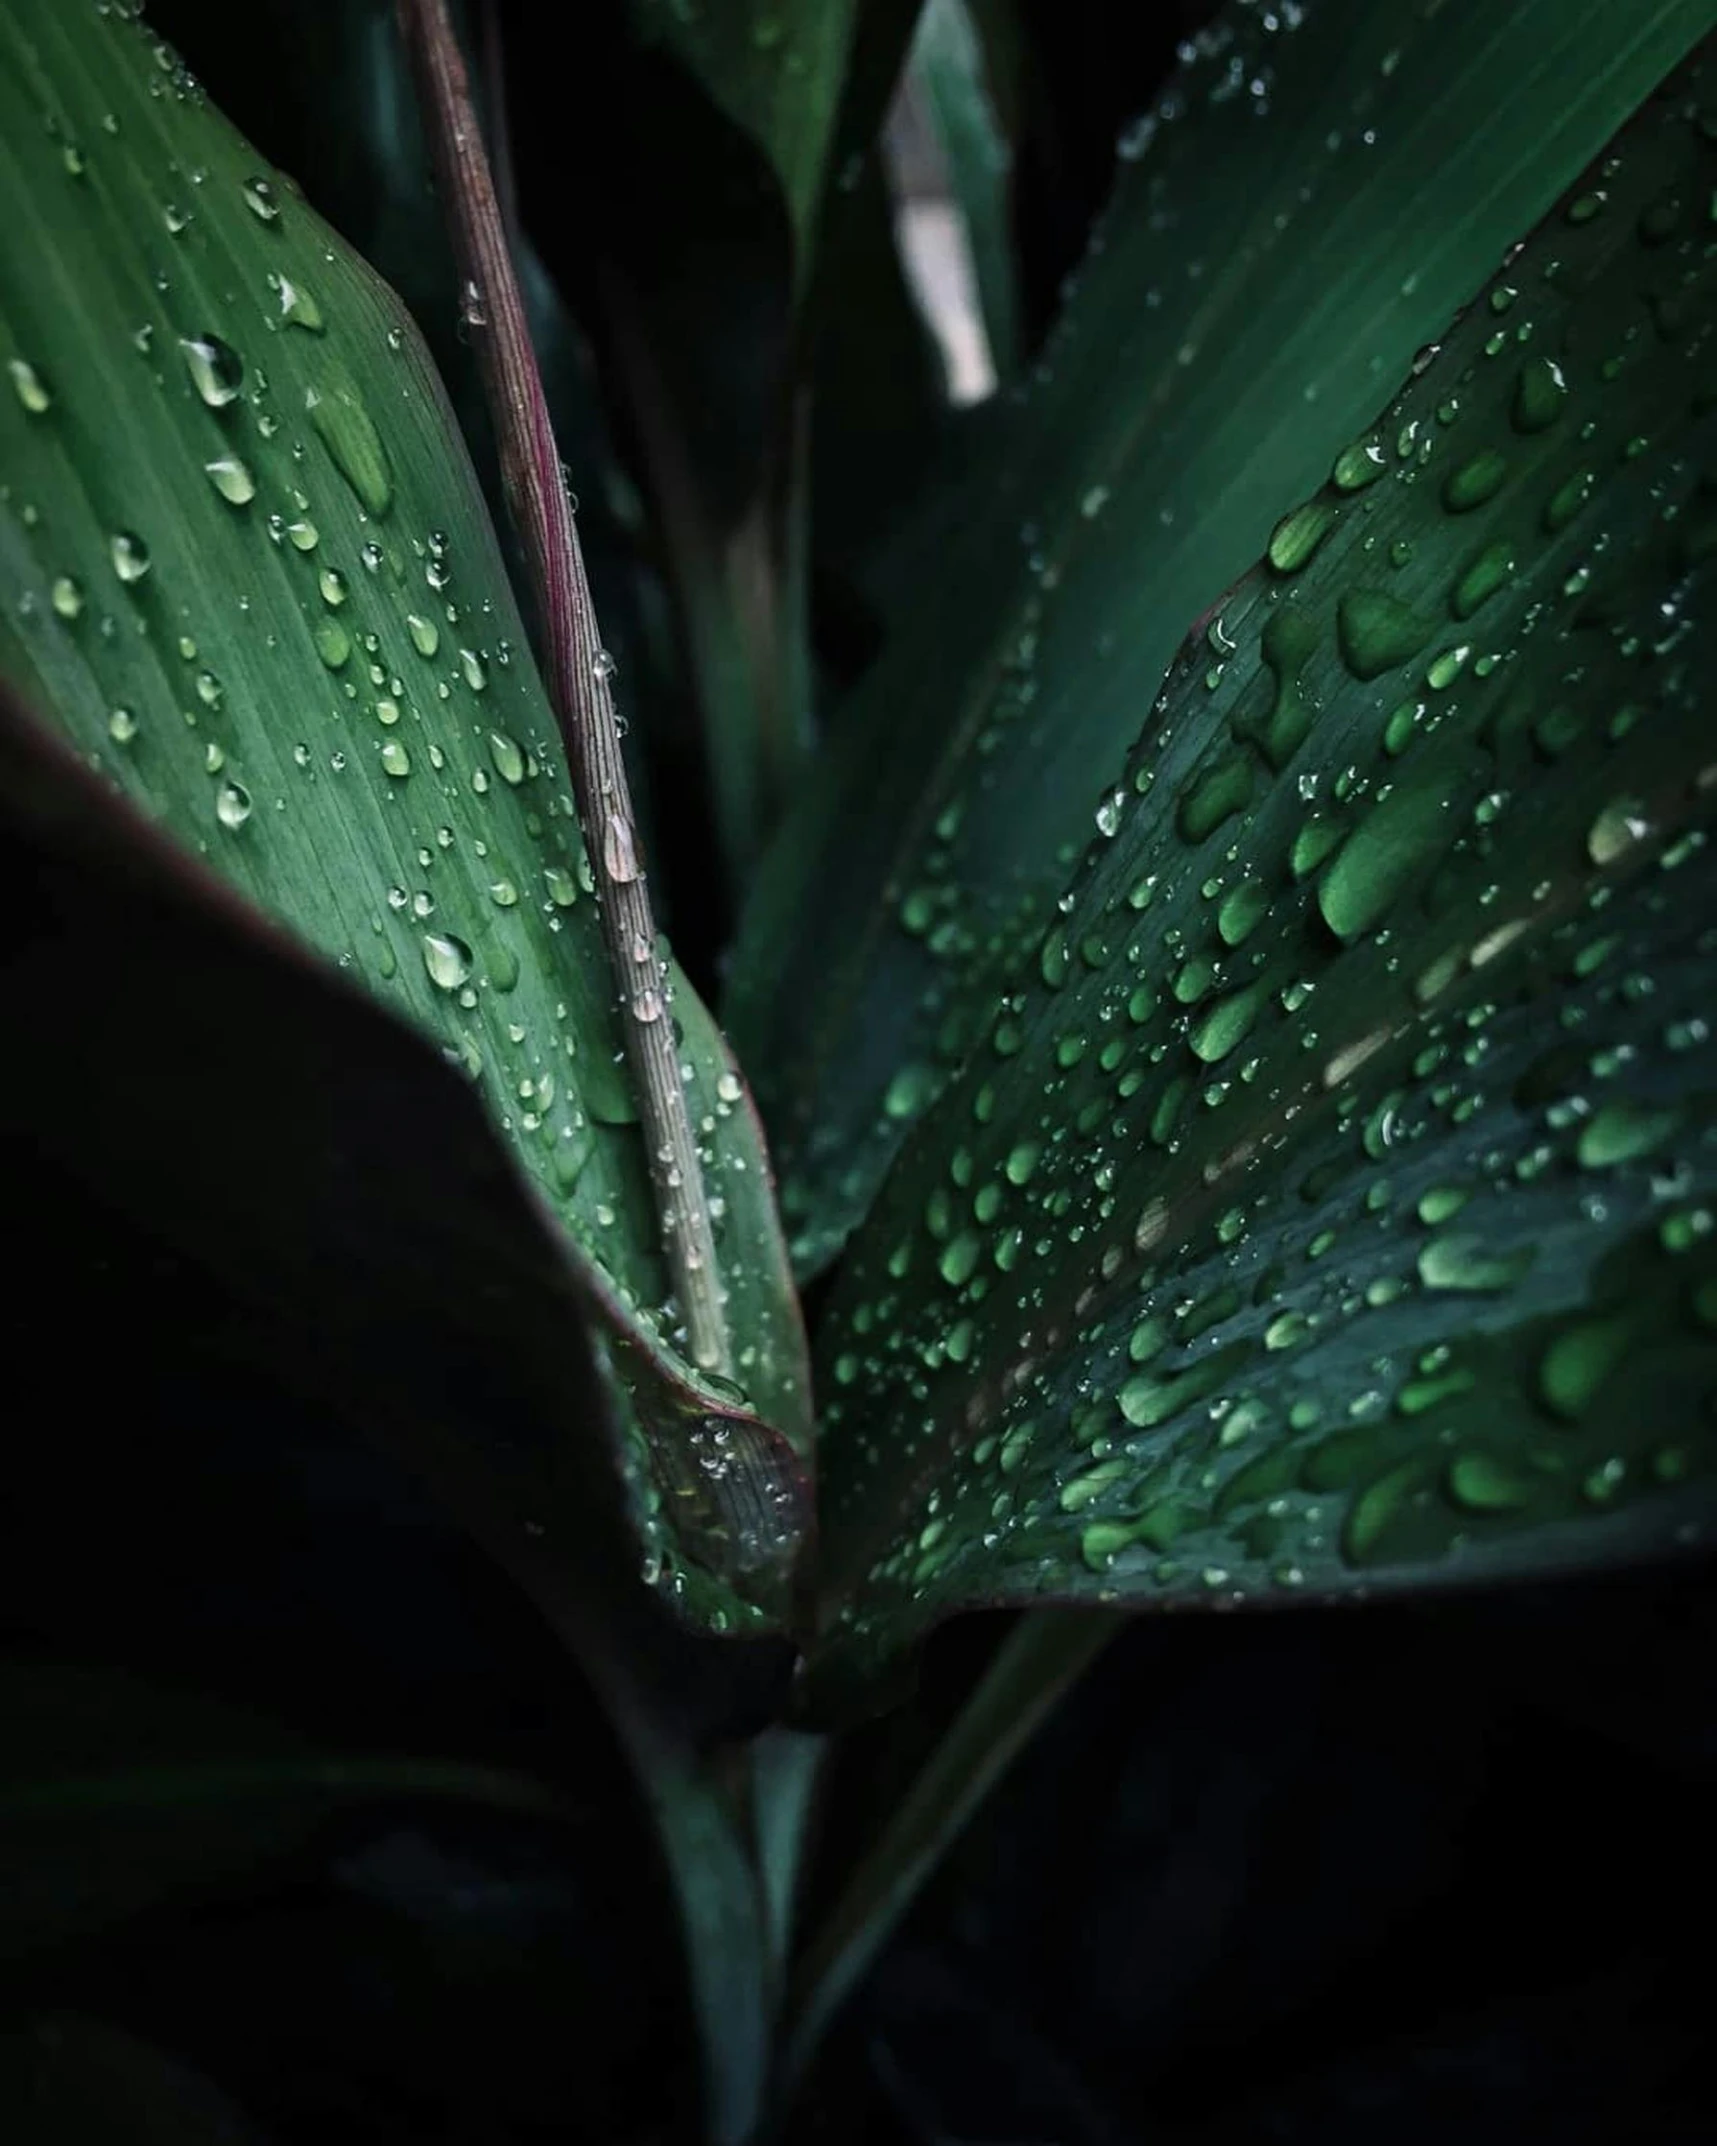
xmin=730 ymin=0 xmax=1717 ymax=1275
xmin=0 ymin=0 xmax=809 ymax=1622
xmin=804 ymin=52 xmax=1717 ymax=1704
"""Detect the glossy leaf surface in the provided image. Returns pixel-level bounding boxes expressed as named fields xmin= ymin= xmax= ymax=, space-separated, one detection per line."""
xmin=731 ymin=0 xmax=1717 ymax=1275
xmin=0 ymin=0 xmax=809 ymax=1621
xmin=805 ymin=55 xmax=1717 ymax=1700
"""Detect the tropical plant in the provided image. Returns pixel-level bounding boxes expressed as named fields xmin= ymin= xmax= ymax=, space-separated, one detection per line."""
xmin=3 ymin=0 xmax=1715 ymax=2138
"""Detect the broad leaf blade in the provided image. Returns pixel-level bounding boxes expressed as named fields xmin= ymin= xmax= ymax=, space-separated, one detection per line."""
xmin=805 ymin=54 xmax=1717 ymax=1702
xmin=730 ymin=0 xmax=1717 ymax=1274
xmin=0 ymin=0 xmax=809 ymax=1619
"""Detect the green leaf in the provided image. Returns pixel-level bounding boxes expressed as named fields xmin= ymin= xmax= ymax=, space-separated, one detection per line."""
xmin=729 ymin=0 xmax=1717 ymax=1274
xmin=144 ymin=0 xmax=670 ymax=858
xmin=0 ymin=0 xmax=809 ymax=1622
xmin=628 ymin=0 xmax=862 ymax=288
xmin=898 ymin=0 xmax=1019 ymax=388
xmin=803 ymin=51 xmax=1717 ymax=1703
xmin=784 ymin=1609 xmax=1117 ymax=2080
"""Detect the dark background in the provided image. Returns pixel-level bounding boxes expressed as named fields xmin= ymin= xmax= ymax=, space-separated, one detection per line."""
xmin=5 ymin=2 xmax=1714 ymax=2140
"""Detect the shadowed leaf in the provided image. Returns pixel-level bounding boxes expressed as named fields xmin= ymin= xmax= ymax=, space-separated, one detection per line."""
xmin=0 ymin=0 xmax=809 ymax=1624
xmin=0 ymin=2016 xmax=274 ymax=2145
xmin=803 ymin=50 xmax=1717 ymax=1705
xmin=731 ymin=0 xmax=1717 ymax=1275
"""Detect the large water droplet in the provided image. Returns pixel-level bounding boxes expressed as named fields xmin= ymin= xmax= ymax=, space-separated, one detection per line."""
xmin=241 ymin=174 xmax=280 ymax=222
xmin=109 ymin=530 xmax=151 ymax=584
xmin=1336 ymin=589 xmax=1434 ymax=679
xmin=8 ymin=357 xmax=51 ymax=413
xmin=1267 ymin=498 xmax=1338 ymax=574
xmin=215 ymin=779 xmax=253 ymax=829
xmin=1317 ymin=770 xmax=1449 ymax=940
xmin=603 ymin=812 xmax=641 ymax=882
xmin=179 ymin=333 xmax=243 ymax=407
xmin=1417 ymin=1232 xmax=1533 ymax=1292
xmin=305 ymin=382 xmax=393 ymax=516
xmin=274 ymin=274 xmax=324 ymax=332
xmin=422 ymin=932 xmax=473 ymax=989
xmin=205 ymin=454 xmax=255 ymax=504
xmin=1586 ymin=796 xmax=1652 ymax=867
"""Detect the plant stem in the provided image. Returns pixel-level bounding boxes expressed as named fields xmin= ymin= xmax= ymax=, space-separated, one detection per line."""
xmin=779 ymin=1607 xmax=1125 ymax=2103
xmin=397 ymin=0 xmax=731 ymax=1376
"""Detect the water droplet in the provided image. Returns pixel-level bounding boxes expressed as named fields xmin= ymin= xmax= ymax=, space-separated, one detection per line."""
xmin=592 ymin=648 xmax=618 ymax=682
xmin=379 ymin=738 xmax=411 ymax=777
xmin=487 ymin=730 xmax=526 ymax=785
xmin=305 ymin=382 xmax=393 ymax=516
xmin=109 ymin=530 xmax=151 ymax=584
xmin=1445 ymin=1451 xmax=1532 ymax=1512
xmin=406 ymin=613 xmax=439 ymax=658
xmin=1337 ymin=589 xmax=1434 ymax=679
xmin=1441 ymin=449 xmax=1508 ymax=512
xmin=1317 ymin=772 xmax=1447 ymax=940
xmin=205 ymin=454 xmax=255 ymax=505
xmin=603 ymin=812 xmax=641 ymax=882
xmin=1189 ymin=982 xmax=1262 ymax=1063
xmin=1267 ymin=498 xmax=1338 ymax=574
xmin=179 ymin=332 xmax=243 ymax=407
xmin=1586 ymin=796 xmax=1652 ymax=867
xmin=1417 ymin=1232 xmax=1533 ymax=1292
xmin=7 ymin=357 xmax=51 ymax=413
xmin=215 ymin=779 xmax=252 ymax=829
xmin=274 ymin=274 xmax=324 ymax=332
xmin=108 ymin=705 xmax=138 ymax=744
xmin=49 ymin=574 xmax=83 ymax=621
xmin=544 ymin=866 xmax=578 ymax=908
xmin=1538 ymin=1313 xmax=1633 ymax=1420
xmin=1331 ymin=437 xmax=1386 ymax=491
xmin=314 ymin=619 xmax=350 ymax=669
xmin=1576 ymin=1099 xmax=1680 ymax=1169
xmin=884 ymin=1062 xmax=936 ymax=1119
xmin=1450 ymin=538 xmax=1515 ymax=619
xmin=241 ymin=174 xmax=280 ymax=222
xmin=422 ymin=932 xmax=473 ymax=989
xmin=1511 ymin=356 xmax=1567 ymax=433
